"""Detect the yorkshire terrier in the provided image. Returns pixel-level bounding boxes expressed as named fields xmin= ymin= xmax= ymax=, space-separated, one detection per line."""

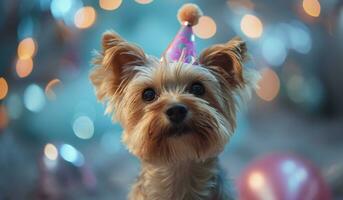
xmin=90 ymin=3 xmax=259 ymax=200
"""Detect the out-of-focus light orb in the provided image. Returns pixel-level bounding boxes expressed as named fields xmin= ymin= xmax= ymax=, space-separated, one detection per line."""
xmin=288 ymin=22 xmax=312 ymax=54
xmin=51 ymin=0 xmax=72 ymax=19
xmin=0 ymin=105 xmax=8 ymax=129
xmin=60 ymin=144 xmax=85 ymax=166
xmin=262 ymin=37 xmax=287 ymax=66
xmin=74 ymin=6 xmax=96 ymax=29
xmin=248 ymin=171 xmax=265 ymax=190
xmin=240 ymin=14 xmax=263 ymax=39
xmin=193 ymin=16 xmax=217 ymax=39
xmin=135 ymin=0 xmax=153 ymax=4
xmin=51 ymin=0 xmax=83 ymax=26
xmin=24 ymin=84 xmax=46 ymax=112
xmin=99 ymin=0 xmax=122 ymax=10
xmin=16 ymin=58 xmax=33 ymax=78
xmin=303 ymin=0 xmax=321 ymax=17
xmin=45 ymin=78 xmax=62 ymax=100
xmin=238 ymin=154 xmax=331 ymax=200
xmin=73 ymin=116 xmax=94 ymax=139
xmin=6 ymin=94 xmax=22 ymax=119
xmin=44 ymin=143 xmax=58 ymax=160
xmin=17 ymin=37 xmax=36 ymax=60
xmin=256 ymin=68 xmax=280 ymax=102
xmin=0 ymin=77 xmax=9 ymax=100
xmin=227 ymin=0 xmax=255 ymax=10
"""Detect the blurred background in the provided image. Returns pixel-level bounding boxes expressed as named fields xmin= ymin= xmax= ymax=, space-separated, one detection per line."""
xmin=0 ymin=0 xmax=343 ymax=199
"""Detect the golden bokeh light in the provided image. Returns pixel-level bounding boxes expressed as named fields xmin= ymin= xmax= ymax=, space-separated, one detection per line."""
xmin=44 ymin=143 xmax=58 ymax=160
xmin=248 ymin=171 xmax=265 ymax=190
xmin=74 ymin=6 xmax=97 ymax=29
xmin=17 ymin=37 xmax=37 ymax=60
xmin=227 ymin=0 xmax=255 ymax=10
xmin=99 ymin=0 xmax=122 ymax=11
xmin=16 ymin=58 xmax=33 ymax=78
xmin=45 ymin=79 xmax=62 ymax=100
xmin=240 ymin=14 xmax=263 ymax=39
xmin=0 ymin=105 xmax=8 ymax=129
xmin=0 ymin=77 xmax=9 ymax=100
xmin=135 ymin=0 xmax=153 ymax=4
xmin=193 ymin=16 xmax=217 ymax=39
xmin=303 ymin=0 xmax=321 ymax=17
xmin=256 ymin=68 xmax=280 ymax=101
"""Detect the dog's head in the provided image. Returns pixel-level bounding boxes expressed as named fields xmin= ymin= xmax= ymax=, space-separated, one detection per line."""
xmin=90 ymin=32 xmax=258 ymax=164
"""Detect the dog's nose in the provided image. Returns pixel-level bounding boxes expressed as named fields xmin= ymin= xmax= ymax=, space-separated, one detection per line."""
xmin=166 ymin=104 xmax=188 ymax=124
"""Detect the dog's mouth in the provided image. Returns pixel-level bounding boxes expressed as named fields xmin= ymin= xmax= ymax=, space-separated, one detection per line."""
xmin=166 ymin=125 xmax=192 ymax=137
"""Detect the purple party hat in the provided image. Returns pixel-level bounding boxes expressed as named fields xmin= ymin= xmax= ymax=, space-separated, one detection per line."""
xmin=164 ymin=4 xmax=203 ymax=63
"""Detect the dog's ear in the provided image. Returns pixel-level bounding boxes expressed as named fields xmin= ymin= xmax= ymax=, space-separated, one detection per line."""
xmin=198 ymin=37 xmax=247 ymax=88
xmin=90 ymin=31 xmax=147 ymax=102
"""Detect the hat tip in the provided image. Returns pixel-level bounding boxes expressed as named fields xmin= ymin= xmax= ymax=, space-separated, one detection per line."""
xmin=177 ymin=3 xmax=203 ymax=26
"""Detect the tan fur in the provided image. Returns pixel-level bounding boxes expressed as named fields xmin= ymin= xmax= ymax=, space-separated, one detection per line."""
xmin=89 ymin=31 xmax=259 ymax=200
xmin=177 ymin=3 xmax=203 ymax=26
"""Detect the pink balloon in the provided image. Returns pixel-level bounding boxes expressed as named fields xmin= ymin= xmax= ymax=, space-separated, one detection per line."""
xmin=237 ymin=153 xmax=331 ymax=200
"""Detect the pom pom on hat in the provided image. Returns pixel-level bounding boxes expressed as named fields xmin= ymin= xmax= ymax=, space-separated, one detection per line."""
xmin=177 ymin=3 xmax=203 ymax=26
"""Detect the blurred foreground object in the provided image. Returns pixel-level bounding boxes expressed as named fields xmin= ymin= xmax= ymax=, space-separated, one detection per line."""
xmin=237 ymin=153 xmax=331 ymax=200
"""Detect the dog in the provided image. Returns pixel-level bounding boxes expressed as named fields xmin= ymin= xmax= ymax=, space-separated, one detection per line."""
xmin=90 ymin=4 xmax=259 ymax=200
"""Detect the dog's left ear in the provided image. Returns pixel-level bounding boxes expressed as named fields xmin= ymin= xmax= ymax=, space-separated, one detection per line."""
xmin=198 ymin=37 xmax=247 ymax=88
xmin=90 ymin=31 xmax=147 ymax=103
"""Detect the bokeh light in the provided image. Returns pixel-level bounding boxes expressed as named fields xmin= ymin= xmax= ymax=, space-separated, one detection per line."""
xmin=73 ymin=116 xmax=94 ymax=139
xmin=51 ymin=0 xmax=73 ymax=19
xmin=99 ymin=0 xmax=122 ymax=11
xmin=50 ymin=0 xmax=84 ymax=26
xmin=17 ymin=37 xmax=36 ymax=60
xmin=303 ymin=0 xmax=321 ymax=17
xmin=262 ymin=37 xmax=287 ymax=66
xmin=60 ymin=144 xmax=85 ymax=166
xmin=0 ymin=77 xmax=9 ymax=100
xmin=74 ymin=6 xmax=96 ymax=29
xmin=44 ymin=143 xmax=58 ymax=160
xmin=135 ymin=0 xmax=153 ymax=4
xmin=248 ymin=171 xmax=265 ymax=190
xmin=227 ymin=0 xmax=255 ymax=10
xmin=24 ymin=84 xmax=46 ymax=112
xmin=240 ymin=14 xmax=263 ymax=39
xmin=193 ymin=16 xmax=217 ymax=39
xmin=45 ymin=78 xmax=62 ymax=100
xmin=256 ymin=68 xmax=280 ymax=101
xmin=0 ymin=105 xmax=8 ymax=129
xmin=287 ymin=21 xmax=312 ymax=54
xmin=245 ymin=171 xmax=275 ymax=200
xmin=16 ymin=58 xmax=33 ymax=78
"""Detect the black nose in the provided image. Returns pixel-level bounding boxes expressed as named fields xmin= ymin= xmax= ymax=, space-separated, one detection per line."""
xmin=166 ymin=104 xmax=188 ymax=124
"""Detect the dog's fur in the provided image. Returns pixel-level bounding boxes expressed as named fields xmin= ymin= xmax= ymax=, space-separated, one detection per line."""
xmin=90 ymin=31 xmax=259 ymax=200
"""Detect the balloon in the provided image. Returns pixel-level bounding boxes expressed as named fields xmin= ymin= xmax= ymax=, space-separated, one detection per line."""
xmin=237 ymin=153 xmax=331 ymax=200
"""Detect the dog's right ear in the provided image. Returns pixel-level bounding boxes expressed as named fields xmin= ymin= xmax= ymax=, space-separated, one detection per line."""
xmin=90 ymin=31 xmax=147 ymax=102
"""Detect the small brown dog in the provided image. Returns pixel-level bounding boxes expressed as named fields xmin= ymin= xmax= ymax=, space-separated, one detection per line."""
xmin=90 ymin=4 xmax=259 ymax=200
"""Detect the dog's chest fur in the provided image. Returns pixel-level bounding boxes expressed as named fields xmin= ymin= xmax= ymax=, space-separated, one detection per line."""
xmin=129 ymin=158 xmax=231 ymax=200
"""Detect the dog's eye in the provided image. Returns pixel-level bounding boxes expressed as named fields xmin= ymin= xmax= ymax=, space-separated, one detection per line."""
xmin=142 ymin=88 xmax=156 ymax=102
xmin=189 ymin=82 xmax=205 ymax=96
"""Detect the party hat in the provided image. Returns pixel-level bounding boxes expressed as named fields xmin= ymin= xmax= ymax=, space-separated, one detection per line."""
xmin=164 ymin=4 xmax=203 ymax=63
